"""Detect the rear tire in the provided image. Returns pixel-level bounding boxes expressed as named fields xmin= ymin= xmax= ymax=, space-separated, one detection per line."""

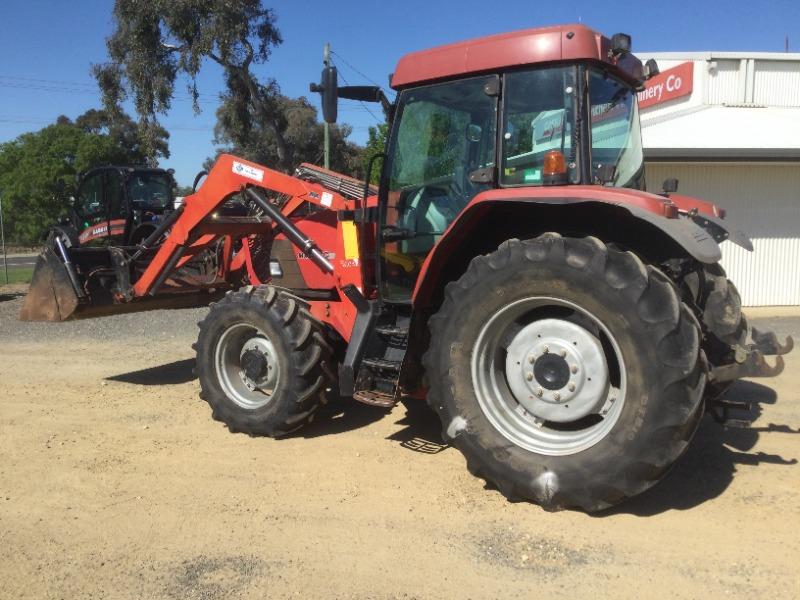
xmin=423 ymin=235 xmax=706 ymax=511
xmin=195 ymin=286 xmax=334 ymax=436
xmin=680 ymin=263 xmax=747 ymax=400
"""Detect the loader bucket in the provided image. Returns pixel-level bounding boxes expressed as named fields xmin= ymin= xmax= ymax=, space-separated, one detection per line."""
xmin=19 ymin=245 xmax=80 ymax=322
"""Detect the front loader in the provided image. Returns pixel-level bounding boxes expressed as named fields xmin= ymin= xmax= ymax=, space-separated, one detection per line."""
xmin=21 ymin=24 xmax=793 ymax=511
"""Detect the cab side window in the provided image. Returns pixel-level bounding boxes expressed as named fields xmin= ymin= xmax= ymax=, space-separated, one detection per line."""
xmin=75 ymin=172 xmax=104 ymax=222
xmin=74 ymin=171 xmax=109 ymax=246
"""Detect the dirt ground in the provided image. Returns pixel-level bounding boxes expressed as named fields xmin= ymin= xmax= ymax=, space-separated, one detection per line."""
xmin=1 ymin=283 xmax=798 ymax=599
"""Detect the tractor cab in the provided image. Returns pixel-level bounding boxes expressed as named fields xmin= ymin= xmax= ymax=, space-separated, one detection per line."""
xmin=67 ymin=166 xmax=176 ymax=248
xmin=315 ymin=26 xmax=652 ymax=303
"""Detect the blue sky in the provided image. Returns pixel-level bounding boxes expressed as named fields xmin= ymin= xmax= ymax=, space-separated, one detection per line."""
xmin=1 ymin=0 xmax=798 ymax=185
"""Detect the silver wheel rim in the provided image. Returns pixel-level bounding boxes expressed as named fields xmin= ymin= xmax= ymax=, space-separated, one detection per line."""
xmin=214 ymin=323 xmax=280 ymax=410
xmin=471 ymin=297 xmax=626 ymax=456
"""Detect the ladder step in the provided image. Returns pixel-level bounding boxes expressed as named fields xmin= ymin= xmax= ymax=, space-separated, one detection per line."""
xmin=353 ymin=389 xmax=397 ymax=408
xmin=362 ymin=358 xmax=402 ymax=371
xmin=375 ymin=325 xmax=409 ymax=337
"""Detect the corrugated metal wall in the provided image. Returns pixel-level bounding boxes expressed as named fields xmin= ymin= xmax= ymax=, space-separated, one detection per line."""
xmin=753 ymin=61 xmax=800 ymax=107
xmin=646 ymin=163 xmax=800 ymax=306
xmin=706 ymin=58 xmax=800 ymax=107
xmin=707 ymin=60 xmax=742 ymax=104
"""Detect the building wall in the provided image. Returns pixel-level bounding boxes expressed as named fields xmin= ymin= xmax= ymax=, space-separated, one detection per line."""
xmin=646 ymin=162 xmax=800 ymax=306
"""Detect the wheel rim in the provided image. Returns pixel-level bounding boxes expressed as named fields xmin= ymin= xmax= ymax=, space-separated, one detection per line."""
xmin=471 ymin=297 xmax=627 ymax=456
xmin=214 ymin=323 xmax=280 ymax=410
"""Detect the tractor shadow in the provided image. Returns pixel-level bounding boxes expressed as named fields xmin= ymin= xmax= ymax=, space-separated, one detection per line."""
xmin=601 ymin=379 xmax=799 ymax=517
xmin=293 ymin=396 xmax=448 ymax=450
xmin=290 ymin=397 xmax=389 ymax=438
xmin=385 ymin=398 xmax=449 ymax=454
xmin=107 ymin=358 xmax=197 ymax=386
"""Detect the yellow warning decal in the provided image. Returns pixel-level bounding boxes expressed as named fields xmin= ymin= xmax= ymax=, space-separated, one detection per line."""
xmin=342 ymin=220 xmax=360 ymax=260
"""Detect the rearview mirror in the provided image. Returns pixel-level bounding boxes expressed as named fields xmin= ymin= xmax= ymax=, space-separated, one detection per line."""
xmin=311 ymin=71 xmax=395 ymax=125
xmin=309 ymin=66 xmax=338 ymax=124
xmin=644 ymin=59 xmax=660 ymax=80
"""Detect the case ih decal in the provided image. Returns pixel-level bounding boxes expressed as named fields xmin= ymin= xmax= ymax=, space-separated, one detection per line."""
xmin=78 ymin=219 xmax=127 ymax=244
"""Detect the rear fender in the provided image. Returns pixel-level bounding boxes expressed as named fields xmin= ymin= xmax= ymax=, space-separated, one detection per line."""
xmin=412 ymin=196 xmax=727 ymax=308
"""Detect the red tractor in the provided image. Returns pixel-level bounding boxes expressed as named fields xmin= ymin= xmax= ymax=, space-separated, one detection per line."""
xmin=21 ymin=24 xmax=792 ymax=511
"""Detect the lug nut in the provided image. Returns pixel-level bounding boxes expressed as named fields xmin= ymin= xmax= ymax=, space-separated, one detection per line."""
xmin=559 ymin=349 xmax=567 ymax=358
xmin=526 ymin=372 xmax=533 ymax=381
xmin=571 ymin=365 xmax=578 ymax=374
xmin=528 ymin=354 xmax=535 ymax=364
xmin=543 ymin=345 xmax=549 ymax=353
xmin=553 ymin=392 xmax=561 ymax=401
xmin=536 ymin=388 xmax=544 ymax=397
xmin=568 ymin=383 xmax=576 ymax=392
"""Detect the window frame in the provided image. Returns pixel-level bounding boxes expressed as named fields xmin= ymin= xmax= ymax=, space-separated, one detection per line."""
xmin=497 ymin=65 xmax=583 ymax=188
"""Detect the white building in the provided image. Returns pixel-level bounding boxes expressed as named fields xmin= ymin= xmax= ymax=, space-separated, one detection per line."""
xmin=636 ymin=52 xmax=800 ymax=306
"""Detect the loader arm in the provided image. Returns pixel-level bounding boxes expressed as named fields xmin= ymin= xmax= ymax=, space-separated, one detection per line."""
xmin=20 ymin=154 xmax=363 ymax=325
xmin=131 ymin=154 xmax=342 ymax=297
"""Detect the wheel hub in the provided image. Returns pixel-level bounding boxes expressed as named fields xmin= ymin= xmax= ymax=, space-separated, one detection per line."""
xmin=213 ymin=323 xmax=281 ymax=410
xmin=533 ymin=353 xmax=570 ymax=390
xmin=504 ymin=318 xmax=609 ymax=423
xmin=241 ymin=348 xmax=268 ymax=382
xmin=238 ymin=337 xmax=278 ymax=392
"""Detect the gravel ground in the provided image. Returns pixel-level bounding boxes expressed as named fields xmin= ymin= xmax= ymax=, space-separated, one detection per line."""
xmin=1 ymin=283 xmax=798 ymax=599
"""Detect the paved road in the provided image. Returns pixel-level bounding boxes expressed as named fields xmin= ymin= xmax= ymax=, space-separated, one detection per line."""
xmin=0 ymin=254 xmax=37 ymax=269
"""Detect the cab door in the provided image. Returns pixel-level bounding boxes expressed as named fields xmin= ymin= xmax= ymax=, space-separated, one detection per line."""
xmin=74 ymin=170 xmax=110 ymax=247
xmin=379 ymin=75 xmax=498 ymax=302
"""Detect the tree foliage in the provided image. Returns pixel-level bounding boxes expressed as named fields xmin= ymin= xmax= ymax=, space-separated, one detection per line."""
xmin=361 ymin=123 xmax=389 ymax=184
xmin=209 ymin=94 xmax=362 ymax=175
xmin=0 ymin=112 xmax=159 ymax=244
xmin=76 ymin=109 xmax=169 ymax=163
xmin=96 ymin=0 xmax=366 ymax=175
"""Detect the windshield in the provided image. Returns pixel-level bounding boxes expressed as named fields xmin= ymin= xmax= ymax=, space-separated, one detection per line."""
xmin=500 ymin=66 xmax=579 ymax=186
xmin=588 ymin=69 xmax=644 ymax=189
xmin=127 ymin=172 xmax=172 ymax=210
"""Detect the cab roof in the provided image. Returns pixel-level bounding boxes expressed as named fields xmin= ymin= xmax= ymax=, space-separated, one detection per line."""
xmin=390 ymin=24 xmax=642 ymax=90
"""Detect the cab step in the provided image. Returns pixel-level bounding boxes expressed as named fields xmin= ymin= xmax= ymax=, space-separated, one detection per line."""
xmin=353 ymin=389 xmax=397 ymax=408
xmin=362 ymin=357 xmax=403 ymax=372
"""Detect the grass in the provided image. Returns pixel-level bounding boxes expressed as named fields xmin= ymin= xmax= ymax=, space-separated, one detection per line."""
xmin=0 ymin=266 xmax=34 ymax=285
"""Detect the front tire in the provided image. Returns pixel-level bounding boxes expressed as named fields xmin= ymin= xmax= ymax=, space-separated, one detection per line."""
xmin=195 ymin=286 xmax=334 ymax=436
xmin=423 ymin=235 xmax=706 ymax=511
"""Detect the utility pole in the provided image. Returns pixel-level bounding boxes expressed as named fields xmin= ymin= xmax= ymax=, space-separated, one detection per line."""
xmin=0 ymin=190 xmax=8 ymax=285
xmin=323 ymin=42 xmax=331 ymax=170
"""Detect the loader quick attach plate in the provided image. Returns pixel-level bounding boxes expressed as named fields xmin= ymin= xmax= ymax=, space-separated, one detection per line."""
xmin=19 ymin=245 xmax=80 ymax=322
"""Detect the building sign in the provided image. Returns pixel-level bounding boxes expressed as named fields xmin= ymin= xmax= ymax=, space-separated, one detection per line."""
xmin=638 ymin=62 xmax=694 ymax=109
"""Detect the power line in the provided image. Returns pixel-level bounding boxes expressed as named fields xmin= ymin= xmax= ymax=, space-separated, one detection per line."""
xmin=329 ymin=51 xmax=395 ymax=97
xmin=0 ymin=75 xmax=221 ymax=104
xmin=0 ymin=74 xmax=226 ymax=99
xmin=0 ymin=114 xmax=214 ymax=132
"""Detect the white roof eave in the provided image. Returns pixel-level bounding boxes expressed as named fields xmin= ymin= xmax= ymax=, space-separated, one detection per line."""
xmin=641 ymin=105 xmax=800 ymax=151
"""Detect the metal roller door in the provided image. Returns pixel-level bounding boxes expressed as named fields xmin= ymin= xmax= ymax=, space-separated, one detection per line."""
xmin=646 ymin=163 xmax=800 ymax=306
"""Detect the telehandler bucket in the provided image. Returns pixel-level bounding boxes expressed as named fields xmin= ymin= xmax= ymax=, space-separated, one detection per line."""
xmin=19 ymin=243 xmax=81 ymax=322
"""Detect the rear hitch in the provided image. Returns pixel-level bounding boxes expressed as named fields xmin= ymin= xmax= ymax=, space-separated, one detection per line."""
xmin=709 ymin=326 xmax=793 ymax=384
xmin=750 ymin=327 xmax=794 ymax=356
xmin=709 ymin=350 xmax=785 ymax=384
